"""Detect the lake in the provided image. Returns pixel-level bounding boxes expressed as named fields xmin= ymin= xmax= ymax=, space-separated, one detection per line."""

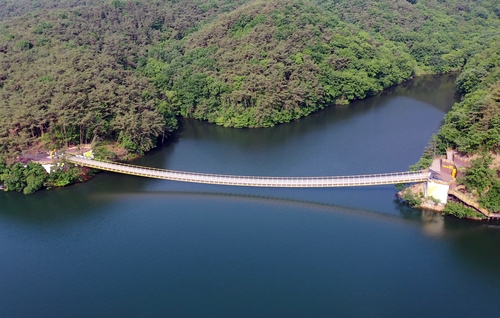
xmin=1 ymin=74 xmax=500 ymax=317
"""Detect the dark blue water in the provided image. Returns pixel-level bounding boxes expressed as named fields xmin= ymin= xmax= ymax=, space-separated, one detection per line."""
xmin=1 ymin=75 xmax=500 ymax=317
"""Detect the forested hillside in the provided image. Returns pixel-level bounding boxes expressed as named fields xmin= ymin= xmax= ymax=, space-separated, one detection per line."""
xmin=0 ymin=0 xmax=248 ymax=157
xmin=142 ymin=0 xmax=415 ymax=127
xmin=320 ymin=0 xmax=500 ymax=73
xmin=0 ymin=0 xmax=499 ymax=160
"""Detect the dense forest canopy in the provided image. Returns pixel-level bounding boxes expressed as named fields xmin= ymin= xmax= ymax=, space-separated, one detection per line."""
xmin=0 ymin=0 xmax=499 ymax=160
xmin=0 ymin=0 xmax=249 ymax=157
xmin=0 ymin=0 xmax=105 ymax=22
xmin=142 ymin=0 xmax=415 ymax=127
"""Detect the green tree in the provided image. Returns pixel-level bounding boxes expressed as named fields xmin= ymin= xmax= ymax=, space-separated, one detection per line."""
xmin=1 ymin=163 xmax=27 ymax=192
xmin=46 ymin=164 xmax=81 ymax=187
xmin=443 ymin=202 xmax=486 ymax=219
xmin=23 ymin=162 xmax=48 ymax=194
xmin=463 ymin=155 xmax=495 ymax=193
xmin=479 ymin=179 xmax=500 ymax=212
xmin=400 ymin=188 xmax=422 ymax=206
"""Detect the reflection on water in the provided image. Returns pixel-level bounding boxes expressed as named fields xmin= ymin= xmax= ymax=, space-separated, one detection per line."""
xmin=421 ymin=210 xmax=445 ymax=237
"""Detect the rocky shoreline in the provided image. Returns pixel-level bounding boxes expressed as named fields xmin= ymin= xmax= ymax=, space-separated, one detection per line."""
xmin=397 ymin=150 xmax=500 ymax=220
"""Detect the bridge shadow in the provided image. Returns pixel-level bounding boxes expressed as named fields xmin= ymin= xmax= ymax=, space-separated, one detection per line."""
xmin=89 ymin=188 xmax=455 ymax=231
xmin=0 ymin=184 xmax=413 ymax=225
xmin=95 ymin=188 xmax=497 ymax=238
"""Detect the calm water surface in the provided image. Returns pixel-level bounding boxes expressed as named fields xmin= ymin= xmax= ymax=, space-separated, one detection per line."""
xmin=1 ymin=75 xmax=500 ymax=317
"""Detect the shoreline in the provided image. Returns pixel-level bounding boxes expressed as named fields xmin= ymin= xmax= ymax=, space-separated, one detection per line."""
xmin=397 ymin=182 xmax=490 ymax=221
xmin=1 ymin=74 xmax=461 ymax=198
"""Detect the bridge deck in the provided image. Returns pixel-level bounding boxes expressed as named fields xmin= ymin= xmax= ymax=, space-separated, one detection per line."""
xmin=67 ymin=156 xmax=429 ymax=188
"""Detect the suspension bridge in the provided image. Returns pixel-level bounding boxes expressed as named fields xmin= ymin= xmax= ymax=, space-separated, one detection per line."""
xmin=67 ymin=156 xmax=429 ymax=188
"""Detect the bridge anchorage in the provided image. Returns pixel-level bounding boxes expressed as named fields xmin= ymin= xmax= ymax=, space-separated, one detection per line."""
xmin=67 ymin=156 xmax=429 ymax=188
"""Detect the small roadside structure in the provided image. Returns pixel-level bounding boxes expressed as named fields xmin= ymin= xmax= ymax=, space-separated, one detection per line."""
xmin=425 ymin=180 xmax=449 ymax=204
xmin=17 ymin=145 xmax=95 ymax=173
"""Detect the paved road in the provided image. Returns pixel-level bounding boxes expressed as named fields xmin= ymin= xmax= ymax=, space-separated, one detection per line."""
xmin=68 ymin=156 xmax=429 ymax=188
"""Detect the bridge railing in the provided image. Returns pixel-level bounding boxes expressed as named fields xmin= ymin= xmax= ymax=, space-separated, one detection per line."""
xmin=68 ymin=156 xmax=428 ymax=181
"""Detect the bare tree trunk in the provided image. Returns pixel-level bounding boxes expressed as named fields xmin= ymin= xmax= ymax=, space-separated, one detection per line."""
xmin=91 ymin=127 xmax=99 ymax=146
xmin=62 ymin=125 xmax=68 ymax=148
xmin=79 ymin=125 xmax=83 ymax=146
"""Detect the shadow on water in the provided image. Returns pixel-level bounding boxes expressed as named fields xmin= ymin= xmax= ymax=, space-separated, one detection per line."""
xmin=177 ymin=74 xmax=458 ymax=149
xmin=0 ymin=186 xmax=106 ymax=225
xmin=442 ymin=217 xmax=500 ymax=279
xmin=380 ymin=73 xmax=460 ymax=111
xmin=0 ymin=186 xmax=437 ymax=230
xmin=2 ymin=186 xmax=394 ymax=222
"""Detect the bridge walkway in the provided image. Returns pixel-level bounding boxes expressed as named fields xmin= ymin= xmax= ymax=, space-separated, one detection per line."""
xmin=67 ymin=156 xmax=429 ymax=188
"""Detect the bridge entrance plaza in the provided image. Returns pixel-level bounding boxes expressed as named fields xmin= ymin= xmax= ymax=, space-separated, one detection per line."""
xmin=67 ymin=156 xmax=429 ymax=188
